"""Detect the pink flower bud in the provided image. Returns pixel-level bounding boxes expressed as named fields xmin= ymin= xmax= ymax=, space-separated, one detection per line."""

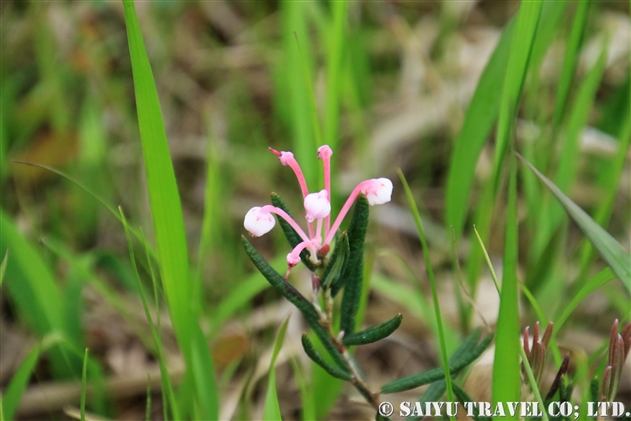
xmin=317 ymin=145 xmax=333 ymax=160
xmin=304 ymin=190 xmax=331 ymax=222
xmin=278 ymin=151 xmax=294 ymax=166
xmin=287 ymin=252 xmax=301 ymax=267
xmin=244 ymin=207 xmax=276 ymax=237
xmin=362 ymin=178 xmax=393 ymax=206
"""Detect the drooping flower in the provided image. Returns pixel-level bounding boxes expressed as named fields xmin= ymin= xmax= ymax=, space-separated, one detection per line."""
xmin=244 ymin=145 xmax=392 ymax=278
xmin=244 ymin=207 xmax=276 ymax=237
xmin=304 ymin=190 xmax=331 ymax=222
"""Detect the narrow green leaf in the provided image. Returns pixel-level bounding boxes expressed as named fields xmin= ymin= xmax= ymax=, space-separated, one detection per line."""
xmin=263 ymin=317 xmax=291 ymax=421
xmin=0 ymin=249 xmax=7 ymax=288
xmin=342 ymin=314 xmax=402 ymax=346
xmin=321 ymin=232 xmax=349 ymax=289
xmin=242 ymin=236 xmax=320 ymax=321
xmin=446 ymin=1 xmax=567 ymax=239
xmin=492 ymin=152 xmax=521 ymax=405
xmin=119 ymin=209 xmax=181 ymax=420
xmin=301 ymin=334 xmax=352 ymax=381
xmin=445 ymin=17 xmax=515 ymax=238
xmin=307 ymin=319 xmax=348 ymax=371
xmin=557 ymin=268 xmax=615 ymax=331
xmin=339 ymin=194 xmax=369 ymax=334
xmin=398 ymin=170 xmax=455 ymax=407
xmin=0 ymin=210 xmax=72 ymax=377
xmin=519 ymin=155 xmax=631 ymax=290
xmin=530 ymin=41 xmax=609 ymax=272
xmin=380 ymin=333 xmax=493 ymax=394
xmin=552 ymin=0 xmax=590 ymax=128
xmin=271 ymin=192 xmax=317 ymax=271
xmin=416 ymin=328 xmax=483 ymax=404
xmin=1 ymin=344 xmax=41 ymax=421
xmin=121 ymin=1 xmax=218 ymax=417
xmin=81 ymin=348 xmax=88 ymax=421
xmin=492 ymin=1 xmax=542 ymax=192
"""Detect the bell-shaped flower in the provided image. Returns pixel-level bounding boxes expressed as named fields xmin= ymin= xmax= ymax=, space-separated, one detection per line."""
xmin=304 ymin=190 xmax=331 ymax=222
xmin=244 ymin=207 xmax=276 ymax=237
xmin=363 ymin=178 xmax=393 ymax=206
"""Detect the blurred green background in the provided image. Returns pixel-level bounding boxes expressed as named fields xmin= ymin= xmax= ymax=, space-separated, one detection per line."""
xmin=1 ymin=1 xmax=629 ymax=420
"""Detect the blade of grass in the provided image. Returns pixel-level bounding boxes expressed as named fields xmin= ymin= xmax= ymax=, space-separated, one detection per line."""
xmin=445 ymin=1 xmax=567 ymax=239
xmin=491 ymin=1 xmax=542 ymax=193
xmin=263 ymin=316 xmax=290 ymax=421
xmin=81 ymin=348 xmax=88 ymax=421
xmin=398 ymin=170 xmax=455 ymax=417
xmin=122 ymin=1 xmax=218 ymax=417
xmin=323 ymin=0 xmax=347 ymax=160
xmin=1 ymin=344 xmax=41 ymax=421
xmin=280 ymin=2 xmax=318 ymax=188
xmin=473 ymin=218 xmax=549 ymax=421
xmin=552 ymin=0 xmax=591 ymax=130
xmin=519 ymin=154 xmax=630 ymax=291
xmin=119 ymin=208 xmax=181 ymax=420
xmin=0 ymin=249 xmax=7 ymax=287
xmin=492 ymin=151 xmax=521 ymax=405
xmin=0 ymin=210 xmax=75 ymax=377
xmin=529 ymin=42 xmax=609 ymax=287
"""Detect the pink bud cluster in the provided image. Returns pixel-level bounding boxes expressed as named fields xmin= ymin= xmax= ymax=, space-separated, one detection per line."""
xmin=244 ymin=145 xmax=393 ymax=277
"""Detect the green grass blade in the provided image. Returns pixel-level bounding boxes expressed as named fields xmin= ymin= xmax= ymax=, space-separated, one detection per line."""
xmin=119 ymin=209 xmax=181 ymax=420
xmin=263 ymin=316 xmax=290 ymax=421
xmin=323 ymin=0 xmax=347 ymax=156
xmin=121 ymin=1 xmax=218 ymax=417
xmin=280 ymin=1 xmax=317 ymax=187
xmin=519 ymin=154 xmax=631 ymax=290
xmin=491 ymin=0 xmax=542 ymax=192
xmin=492 ymin=152 xmax=521 ymax=404
xmin=339 ymin=195 xmax=369 ymax=334
xmin=0 ymin=210 xmax=75 ymax=378
xmin=0 ymin=249 xmax=7 ymax=287
xmin=1 ymin=344 xmax=41 ymax=421
xmin=398 ymin=170 xmax=455 ymax=410
xmin=81 ymin=348 xmax=88 ymax=421
xmin=289 ymin=358 xmax=316 ymax=421
xmin=552 ymin=0 xmax=590 ymax=128
xmin=445 ymin=1 xmax=567 ymax=239
xmin=556 ymin=268 xmax=616 ymax=331
xmin=530 ymin=42 xmax=609 ymax=272
xmin=444 ymin=18 xmax=514 ymax=238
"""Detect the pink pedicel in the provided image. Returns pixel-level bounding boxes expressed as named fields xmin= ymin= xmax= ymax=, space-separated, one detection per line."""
xmin=317 ymin=145 xmax=333 ymax=234
xmin=246 ymin=145 xmax=392 ymax=277
xmin=324 ymin=177 xmax=393 ymax=245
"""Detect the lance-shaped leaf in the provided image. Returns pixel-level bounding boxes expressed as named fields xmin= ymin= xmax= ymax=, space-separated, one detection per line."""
xmin=301 ymin=334 xmax=352 ymax=381
xmin=321 ymin=232 xmax=349 ymax=289
xmin=339 ymin=195 xmax=369 ymax=333
xmin=242 ymin=236 xmax=319 ymax=321
xmin=518 ymin=154 xmax=631 ymax=291
xmin=271 ymin=192 xmax=318 ymax=272
xmin=342 ymin=314 xmax=402 ymax=346
xmin=308 ymin=319 xmax=349 ymax=371
xmin=416 ymin=328 xmax=483 ymax=403
xmin=380 ymin=333 xmax=493 ymax=394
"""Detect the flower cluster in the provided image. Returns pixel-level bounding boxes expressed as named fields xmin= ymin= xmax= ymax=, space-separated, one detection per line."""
xmin=244 ymin=145 xmax=392 ymax=277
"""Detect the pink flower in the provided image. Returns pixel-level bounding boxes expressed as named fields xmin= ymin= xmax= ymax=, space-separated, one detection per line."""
xmin=244 ymin=207 xmax=276 ymax=237
xmin=304 ymin=190 xmax=331 ymax=222
xmin=245 ymin=145 xmax=393 ymax=277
